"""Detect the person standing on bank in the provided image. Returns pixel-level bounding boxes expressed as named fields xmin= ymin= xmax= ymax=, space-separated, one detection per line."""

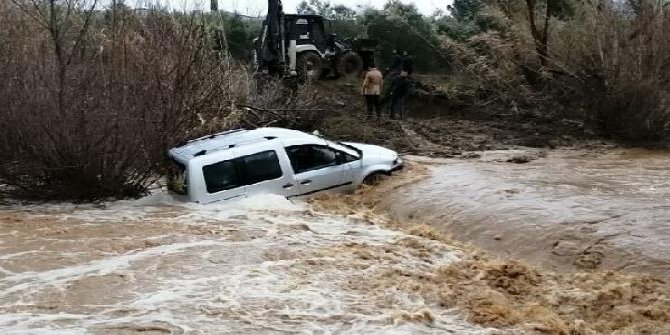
xmin=386 ymin=49 xmax=403 ymax=79
xmin=362 ymin=64 xmax=384 ymax=118
xmin=401 ymin=50 xmax=414 ymax=75
xmin=390 ymin=71 xmax=410 ymax=120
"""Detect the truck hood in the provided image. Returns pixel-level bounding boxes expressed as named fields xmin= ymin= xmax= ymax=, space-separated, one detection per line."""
xmin=344 ymin=142 xmax=398 ymax=161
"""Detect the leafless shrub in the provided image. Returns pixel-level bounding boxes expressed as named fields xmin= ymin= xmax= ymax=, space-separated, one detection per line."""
xmin=551 ymin=0 xmax=670 ymax=141
xmin=446 ymin=0 xmax=669 ymax=141
xmin=0 ymin=1 xmax=284 ymax=201
xmin=200 ymin=76 xmax=325 ymax=132
xmin=438 ymin=30 xmax=553 ymax=116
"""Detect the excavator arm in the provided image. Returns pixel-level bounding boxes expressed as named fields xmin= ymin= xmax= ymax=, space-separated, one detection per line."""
xmin=261 ymin=0 xmax=284 ymax=64
xmin=258 ymin=0 xmax=299 ymax=76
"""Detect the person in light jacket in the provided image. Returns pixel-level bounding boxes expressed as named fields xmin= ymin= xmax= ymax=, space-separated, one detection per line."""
xmin=362 ymin=64 xmax=384 ymax=118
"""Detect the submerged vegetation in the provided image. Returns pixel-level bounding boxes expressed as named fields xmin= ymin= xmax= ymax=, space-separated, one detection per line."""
xmin=0 ymin=0 xmax=668 ymax=200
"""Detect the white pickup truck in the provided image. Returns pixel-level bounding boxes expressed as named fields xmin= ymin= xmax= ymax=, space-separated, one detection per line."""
xmin=167 ymin=127 xmax=403 ymax=204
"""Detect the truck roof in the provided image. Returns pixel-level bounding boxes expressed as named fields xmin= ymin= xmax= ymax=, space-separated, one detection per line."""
xmin=168 ymin=127 xmax=316 ymax=162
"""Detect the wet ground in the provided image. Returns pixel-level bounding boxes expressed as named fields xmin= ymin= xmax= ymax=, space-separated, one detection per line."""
xmin=316 ymin=78 xmax=599 ymax=158
xmin=0 ymin=194 xmax=494 ymax=334
xmin=382 ymin=149 xmax=670 ymax=279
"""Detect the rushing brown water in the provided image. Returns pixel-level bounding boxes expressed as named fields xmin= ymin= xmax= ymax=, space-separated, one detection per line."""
xmin=382 ymin=149 xmax=670 ymax=279
xmin=0 ymin=194 xmax=494 ymax=334
xmin=1 ymin=148 xmax=669 ymax=334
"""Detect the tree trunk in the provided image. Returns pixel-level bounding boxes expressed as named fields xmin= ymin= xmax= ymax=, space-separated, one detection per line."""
xmin=525 ymin=0 xmax=550 ymax=66
xmin=48 ymin=0 xmax=67 ymax=115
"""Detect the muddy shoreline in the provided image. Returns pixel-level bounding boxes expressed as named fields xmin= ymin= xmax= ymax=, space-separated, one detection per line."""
xmin=379 ymin=150 xmax=670 ymax=280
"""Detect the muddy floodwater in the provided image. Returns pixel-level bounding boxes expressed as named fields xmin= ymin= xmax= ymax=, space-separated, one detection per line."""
xmin=0 ymin=194 xmax=495 ymax=334
xmin=383 ymin=149 xmax=670 ymax=279
xmin=1 ymin=148 xmax=669 ymax=334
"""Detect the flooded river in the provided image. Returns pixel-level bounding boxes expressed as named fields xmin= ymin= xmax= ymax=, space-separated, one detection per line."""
xmin=383 ymin=149 xmax=670 ymax=279
xmin=1 ymin=148 xmax=669 ymax=334
xmin=0 ymin=194 xmax=493 ymax=334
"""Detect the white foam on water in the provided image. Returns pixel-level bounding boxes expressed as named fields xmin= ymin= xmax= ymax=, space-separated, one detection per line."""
xmin=0 ymin=312 xmax=92 ymax=334
xmin=6 ymin=191 xmax=304 ymax=223
xmin=0 ymin=192 xmax=495 ymax=334
xmin=0 ymin=240 xmax=227 ymax=298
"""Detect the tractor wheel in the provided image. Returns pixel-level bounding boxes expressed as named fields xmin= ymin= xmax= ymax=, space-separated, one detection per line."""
xmin=337 ymin=52 xmax=363 ymax=78
xmin=297 ymin=52 xmax=323 ymax=82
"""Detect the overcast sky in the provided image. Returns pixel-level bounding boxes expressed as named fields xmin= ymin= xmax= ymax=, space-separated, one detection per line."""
xmin=136 ymin=0 xmax=450 ymax=16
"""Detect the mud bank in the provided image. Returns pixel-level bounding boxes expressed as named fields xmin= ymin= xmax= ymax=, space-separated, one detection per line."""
xmin=380 ymin=149 xmax=670 ymax=279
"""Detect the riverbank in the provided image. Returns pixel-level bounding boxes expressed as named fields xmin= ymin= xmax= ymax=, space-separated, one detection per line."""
xmin=310 ymin=78 xmax=620 ymax=160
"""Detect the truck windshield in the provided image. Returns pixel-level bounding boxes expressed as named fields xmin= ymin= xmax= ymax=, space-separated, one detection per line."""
xmin=332 ymin=141 xmax=362 ymax=158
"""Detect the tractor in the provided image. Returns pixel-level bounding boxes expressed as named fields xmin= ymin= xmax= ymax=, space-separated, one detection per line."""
xmin=253 ymin=0 xmax=376 ymax=81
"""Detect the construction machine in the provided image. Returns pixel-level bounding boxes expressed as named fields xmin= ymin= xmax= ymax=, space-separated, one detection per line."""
xmin=253 ymin=0 xmax=376 ymax=81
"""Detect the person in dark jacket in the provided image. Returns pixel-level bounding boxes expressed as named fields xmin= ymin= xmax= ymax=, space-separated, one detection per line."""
xmin=381 ymin=50 xmax=403 ymax=109
xmin=401 ymin=50 xmax=414 ymax=75
xmin=390 ymin=71 xmax=410 ymax=120
xmin=386 ymin=50 xmax=403 ymax=78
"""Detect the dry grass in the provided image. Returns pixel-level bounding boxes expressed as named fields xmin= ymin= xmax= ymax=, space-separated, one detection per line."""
xmin=0 ymin=2 xmax=232 ymax=200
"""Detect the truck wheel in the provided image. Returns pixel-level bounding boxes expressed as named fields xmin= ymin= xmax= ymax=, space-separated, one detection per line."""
xmin=363 ymin=172 xmax=386 ymax=186
xmin=337 ymin=52 xmax=363 ymax=78
xmin=297 ymin=52 xmax=323 ymax=81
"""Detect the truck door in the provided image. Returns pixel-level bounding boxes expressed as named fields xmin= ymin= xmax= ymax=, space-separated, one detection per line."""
xmin=235 ymin=143 xmax=298 ymax=197
xmin=284 ymin=144 xmax=347 ymax=196
xmin=193 ymin=149 xmax=248 ymax=204
xmin=333 ymin=147 xmax=362 ymax=188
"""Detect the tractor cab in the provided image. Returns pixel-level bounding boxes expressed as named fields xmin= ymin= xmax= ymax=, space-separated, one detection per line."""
xmin=285 ymin=15 xmax=327 ymax=51
xmin=254 ymin=0 xmax=377 ymax=81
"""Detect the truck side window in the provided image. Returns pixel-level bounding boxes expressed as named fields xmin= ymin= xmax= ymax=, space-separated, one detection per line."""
xmin=339 ymin=151 xmax=359 ymax=163
xmin=243 ymin=150 xmax=283 ymax=184
xmin=286 ymin=145 xmax=338 ymax=174
xmin=203 ymin=160 xmax=240 ymax=193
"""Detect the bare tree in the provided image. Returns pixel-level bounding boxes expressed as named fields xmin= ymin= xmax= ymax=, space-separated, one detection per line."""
xmin=525 ymin=0 xmax=552 ymax=66
xmin=11 ymin=0 xmax=98 ymax=115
